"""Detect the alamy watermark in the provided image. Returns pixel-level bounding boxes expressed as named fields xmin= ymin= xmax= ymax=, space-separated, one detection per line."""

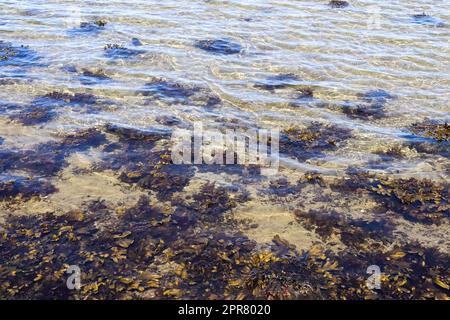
xmin=366 ymin=265 xmax=382 ymax=290
xmin=66 ymin=265 xmax=81 ymax=290
xmin=170 ymin=122 xmax=280 ymax=175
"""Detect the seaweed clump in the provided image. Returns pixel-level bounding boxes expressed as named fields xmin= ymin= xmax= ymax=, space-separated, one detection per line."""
xmin=262 ymin=173 xmax=324 ymax=200
xmin=320 ymin=89 xmax=394 ymax=120
xmin=254 ymin=73 xmax=315 ymax=98
xmin=7 ymin=91 xmax=101 ymax=126
xmin=340 ymin=90 xmax=394 ymax=120
xmin=264 ymin=178 xmax=303 ymax=198
xmin=0 ymin=175 xmax=56 ymax=201
xmin=0 ymin=207 xmax=151 ymax=299
xmin=401 ymin=121 xmax=450 ymax=158
xmin=0 ymin=128 xmax=106 ymax=177
xmin=340 ymin=102 xmax=386 ymax=120
xmin=104 ymin=44 xmax=144 ymax=59
xmin=369 ymin=178 xmax=449 ymax=224
xmin=185 ymin=183 xmax=249 ymax=219
xmin=254 ymin=74 xmax=300 ymax=92
xmin=295 ymin=209 xmax=394 ymax=250
xmin=35 ymin=91 xmax=98 ymax=107
xmin=358 ymin=89 xmax=394 ymax=105
xmin=331 ymin=171 xmax=449 ymax=225
xmin=374 ymin=144 xmax=411 ymax=160
xmin=33 ymin=91 xmax=104 ymax=114
xmin=328 ymin=1 xmax=349 ymax=8
xmin=140 ymin=78 xmax=196 ymax=101
xmin=296 ymin=87 xmax=314 ymax=99
xmin=0 ymin=41 xmax=40 ymax=67
xmin=280 ymin=122 xmax=352 ymax=161
xmin=410 ymin=121 xmax=450 ymax=142
xmin=412 ymin=13 xmax=445 ymax=27
xmin=9 ymin=106 xmax=56 ymax=126
xmin=79 ymin=68 xmax=111 ymax=85
xmin=0 ymin=78 xmax=19 ymax=86
xmin=131 ymin=38 xmax=143 ymax=46
xmin=138 ymin=77 xmax=221 ymax=107
xmin=194 ymin=39 xmax=242 ymax=55
xmin=95 ymin=124 xmax=194 ymax=201
xmin=70 ymin=20 xmax=108 ymax=35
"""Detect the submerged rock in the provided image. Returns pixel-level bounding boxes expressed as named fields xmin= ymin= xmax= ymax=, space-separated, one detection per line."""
xmin=194 ymin=39 xmax=242 ymax=55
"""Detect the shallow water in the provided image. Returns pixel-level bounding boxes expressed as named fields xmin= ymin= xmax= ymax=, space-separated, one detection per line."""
xmin=0 ymin=1 xmax=449 ymax=300
xmin=1 ymin=0 xmax=449 ymax=174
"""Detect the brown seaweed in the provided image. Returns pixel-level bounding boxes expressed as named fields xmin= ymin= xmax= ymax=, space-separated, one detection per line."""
xmin=0 ymin=128 xmax=106 ymax=177
xmin=328 ymin=1 xmax=349 ymax=8
xmin=194 ymin=39 xmax=242 ymax=55
xmin=104 ymin=44 xmax=144 ymax=59
xmin=280 ymin=122 xmax=352 ymax=161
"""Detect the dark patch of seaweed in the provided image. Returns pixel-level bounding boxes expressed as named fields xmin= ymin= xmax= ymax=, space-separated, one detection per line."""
xmin=79 ymin=68 xmax=112 ymax=86
xmin=0 ymin=175 xmax=56 ymax=201
xmin=280 ymin=122 xmax=353 ymax=161
xmin=69 ymin=20 xmax=108 ymax=36
xmin=1 ymin=196 xmax=449 ymax=299
xmin=331 ymin=171 xmax=449 ymax=225
xmin=194 ymin=39 xmax=242 ymax=55
xmin=104 ymin=44 xmax=144 ymax=60
xmin=138 ymin=77 xmax=222 ymax=108
xmin=9 ymin=106 xmax=56 ymax=126
xmin=0 ymin=128 xmax=106 ymax=177
xmin=94 ymin=124 xmax=193 ymax=201
xmin=0 ymin=41 xmax=40 ymax=68
xmin=412 ymin=13 xmax=445 ymax=27
xmin=328 ymin=1 xmax=349 ymax=9
xmin=254 ymin=74 xmax=300 ymax=92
